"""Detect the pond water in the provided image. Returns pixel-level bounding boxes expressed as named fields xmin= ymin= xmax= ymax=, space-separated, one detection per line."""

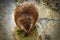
xmin=0 ymin=1 xmax=60 ymax=40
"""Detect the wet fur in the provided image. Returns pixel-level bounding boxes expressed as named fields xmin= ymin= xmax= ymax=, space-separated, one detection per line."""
xmin=14 ymin=2 xmax=38 ymax=36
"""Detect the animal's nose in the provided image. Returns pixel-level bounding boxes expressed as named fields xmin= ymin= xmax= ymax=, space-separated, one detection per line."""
xmin=23 ymin=23 xmax=30 ymax=30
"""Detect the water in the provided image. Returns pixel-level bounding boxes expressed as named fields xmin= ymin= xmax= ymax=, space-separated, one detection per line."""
xmin=0 ymin=1 xmax=16 ymax=40
xmin=0 ymin=0 xmax=60 ymax=40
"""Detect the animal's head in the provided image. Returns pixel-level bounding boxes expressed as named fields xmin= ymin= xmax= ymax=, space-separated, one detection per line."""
xmin=18 ymin=17 xmax=33 ymax=37
xmin=14 ymin=2 xmax=38 ymax=37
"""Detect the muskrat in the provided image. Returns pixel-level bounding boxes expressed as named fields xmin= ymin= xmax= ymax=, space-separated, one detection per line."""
xmin=14 ymin=2 xmax=38 ymax=37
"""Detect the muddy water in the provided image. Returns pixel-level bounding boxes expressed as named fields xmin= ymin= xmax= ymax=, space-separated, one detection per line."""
xmin=0 ymin=1 xmax=60 ymax=40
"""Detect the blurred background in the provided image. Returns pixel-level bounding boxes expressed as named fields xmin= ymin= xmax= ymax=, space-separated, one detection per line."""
xmin=0 ymin=0 xmax=60 ymax=40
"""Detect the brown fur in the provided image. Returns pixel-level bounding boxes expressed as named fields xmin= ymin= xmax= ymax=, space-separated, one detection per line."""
xmin=14 ymin=2 xmax=38 ymax=36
